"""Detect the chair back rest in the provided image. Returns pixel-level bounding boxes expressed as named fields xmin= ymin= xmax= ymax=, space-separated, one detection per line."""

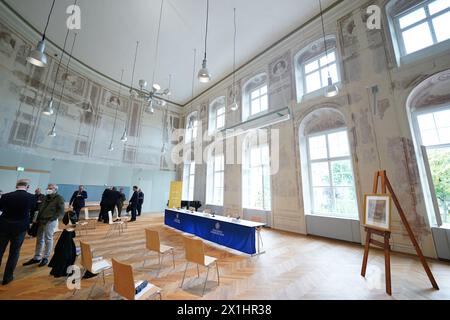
xmin=183 ymin=237 xmax=205 ymax=266
xmin=145 ymin=229 xmax=160 ymax=252
xmin=108 ymin=211 xmax=113 ymax=225
xmin=112 ymin=258 xmax=136 ymax=300
xmin=80 ymin=241 xmax=93 ymax=271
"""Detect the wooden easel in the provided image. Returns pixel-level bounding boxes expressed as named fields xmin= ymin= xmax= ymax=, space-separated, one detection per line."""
xmin=361 ymin=170 xmax=439 ymax=295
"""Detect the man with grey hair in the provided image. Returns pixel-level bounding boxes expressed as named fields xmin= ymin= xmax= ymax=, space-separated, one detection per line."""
xmin=23 ymin=184 xmax=65 ymax=268
xmin=0 ymin=179 xmax=36 ymax=285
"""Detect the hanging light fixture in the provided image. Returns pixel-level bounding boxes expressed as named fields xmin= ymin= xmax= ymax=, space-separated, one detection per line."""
xmin=120 ymin=128 xmax=128 ymax=142
xmin=128 ymin=0 xmax=170 ymax=113
xmin=27 ymin=0 xmax=56 ymax=67
xmin=42 ymin=0 xmax=77 ymax=116
xmin=198 ymin=0 xmax=211 ymax=83
xmin=48 ymin=31 xmax=78 ymax=137
xmin=109 ymin=69 xmax=125 ymax=151
xmin=230 ymin=8 xmax=239 ymax=111
xmin=319 ymin=0 xmax=338 ymax=98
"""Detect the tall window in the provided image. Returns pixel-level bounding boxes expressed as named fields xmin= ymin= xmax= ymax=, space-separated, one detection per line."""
xmin=393 ymin=0 xmax=450 ymax=56
xmin=185 ymin=111 xmax=198 ymax=143
xmin=182 ymin=161 xmax=196 ymax=201
xmin=302 ymin=51 xmax=338 ymax=94
xmin=206 ymin=154 xmax=224 ymax=206
xmin=208 ymin=96 xmax=226 ymax=134
xmin=416 ymin=107 xmax=450 ymax=224
xmin=294 ymin=36 xmax=340 ymax=102
xmin=250 ymin=85 xmax=268 ymax=116
xmin=306 ymin=129 xmax=358 ymax=218
xmin=242 ymin=140 xmax=271 ymax=210
xmin=242 ymin=73 xmax=268 ymax=121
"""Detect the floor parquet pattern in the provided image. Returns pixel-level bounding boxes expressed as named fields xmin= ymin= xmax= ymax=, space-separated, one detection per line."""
xmin=0 ymin=214 xmax=449 ymax=300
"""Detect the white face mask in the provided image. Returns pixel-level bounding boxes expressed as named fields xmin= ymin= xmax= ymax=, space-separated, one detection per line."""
xmin=46 ymin=189 xmax=54 ymax=195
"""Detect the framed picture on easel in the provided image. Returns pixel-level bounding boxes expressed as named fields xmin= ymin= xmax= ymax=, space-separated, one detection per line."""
xmin=363 ymin=194 xmax=392 ymax=231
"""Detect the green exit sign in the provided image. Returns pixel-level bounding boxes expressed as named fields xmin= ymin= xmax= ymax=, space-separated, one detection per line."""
xmin=16 ymin=166 xmax=25 ymax=172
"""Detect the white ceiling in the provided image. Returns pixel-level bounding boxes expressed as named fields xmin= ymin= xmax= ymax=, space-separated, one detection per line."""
xmin=6 ymin=0 xmax=337 ymax=105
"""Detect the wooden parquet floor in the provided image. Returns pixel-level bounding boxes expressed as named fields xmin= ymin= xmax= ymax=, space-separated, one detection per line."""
xmin=0 ymin=214 xmax=449 ymax=300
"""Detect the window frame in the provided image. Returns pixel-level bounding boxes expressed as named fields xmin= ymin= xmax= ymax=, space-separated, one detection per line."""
xmin=393 ymin=0 xmax=450 ymax=57
xmin=182 ymin=161 xmax=196 ymax=201
xmin=208 ymin=96 xmax=226 ymax=135
xmin=305 ymin=127 xmax=358 ymax=218
xmin=301 ymin=50 xmax=339 ymax=95
xmin=412 ymin=104 xmax=450 ymax=226
xmin=242 ymin=141 xmax=272 ymax=211
xmin=206 ymin=154 xmax=224 ymax=206
xmin=248 ymin=84 xmax=269 ymax=118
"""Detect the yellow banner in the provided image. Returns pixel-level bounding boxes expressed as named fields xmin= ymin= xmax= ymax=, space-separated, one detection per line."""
xmin=168 ymin=181 xmax=183 ymax=209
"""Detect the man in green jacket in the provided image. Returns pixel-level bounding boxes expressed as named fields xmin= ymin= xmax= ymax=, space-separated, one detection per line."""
xmin=23 ymin=184 xmax=65 ymax=267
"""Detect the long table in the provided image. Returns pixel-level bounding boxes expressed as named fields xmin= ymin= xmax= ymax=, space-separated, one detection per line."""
xmin=164 ymin=209 xmax=265 ymax=255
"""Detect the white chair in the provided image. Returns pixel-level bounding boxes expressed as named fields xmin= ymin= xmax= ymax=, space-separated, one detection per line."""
xmin=76 ymin=241 xmax=112 ymax=298
xmin=105 ymin=211 xmax=125 ymax=238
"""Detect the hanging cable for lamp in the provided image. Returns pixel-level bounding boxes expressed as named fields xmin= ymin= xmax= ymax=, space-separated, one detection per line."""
xmin=151 ymin=0 xmax=165 ymax=89
xmin=42 ymin=0 xmax=56 ymax=40
xmin=109 ymin=69 xmax=125 ymax=150
xmin=319 ymin=0 xmax=329 ymax=73
xmin=130 ymin=41 xmax=140 ymax=93
xmin=204 ymin=0 xmax=209 ymax=61
xmin=48 ymin=32 xmax=77 ymax=137
xmin=233 ymin=8 xmax=237 ymax=98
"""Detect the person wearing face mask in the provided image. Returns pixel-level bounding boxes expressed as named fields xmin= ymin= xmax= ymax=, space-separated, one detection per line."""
xmin=0 ymin=179 xmax=36 ymax=285
xmin=23 ymin=184 xmax=65 ymax=268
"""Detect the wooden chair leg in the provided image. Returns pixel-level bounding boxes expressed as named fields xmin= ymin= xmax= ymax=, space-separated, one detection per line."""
xmin=196 ymin=264 xmax=200 ymax=278
xmin=171 ymin=249 xmax=175 ymax=268
xmin=202 ymin=266 xmax=210 ymax=296
xmin=216 ymin=261 xmax=220 ymax=285
xmin=181 ymin=262 xmax=189 ymax=288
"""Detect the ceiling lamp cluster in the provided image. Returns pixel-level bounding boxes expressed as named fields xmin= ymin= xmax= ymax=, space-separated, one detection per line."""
xmin=319 ymin=0 xmax=339 ymax=98
xmin=128 ymin=0 xmax=170 ymax=112
xmin=27 ymin=0 xmax=56 ymax=67
xmin=198 ymin=0 xmax=211 ymax=83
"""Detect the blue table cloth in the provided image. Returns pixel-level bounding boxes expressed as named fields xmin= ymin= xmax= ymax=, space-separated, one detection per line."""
xmin=165 ymin=209 xmax=258 ymax=255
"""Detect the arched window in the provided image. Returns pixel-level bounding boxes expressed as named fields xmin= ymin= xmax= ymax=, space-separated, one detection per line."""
xmin=386 ymin=0 xmax=450 ymax=64
xmin=185 ymin=111 xmax=198 ymax=143
xmin=242 ymin=131 xmax=271 ymax=210
xmin=242 ymin=73 xmax=268 ymax=122
xmin=407 ymin=69 xmax=450 ymax=226
xmin=299 ymin=108 xmax=358 ymax=219
xmin=294 ymin=36 xmax=340 ymax=102
xmin=208 ymin=96 xmax=226 ymax=134
xmin=182 ymin=161 xmax=196 ymax=201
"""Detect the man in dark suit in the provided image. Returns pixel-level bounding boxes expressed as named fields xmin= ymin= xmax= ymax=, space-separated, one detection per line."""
xmin=129 ymin=186 xmax=139 ymax=222
xmin=69 ymin=185 xmax=88 ymax=221
xmin=99 ymin=187 xmax=120 ymax=223
xmin=137 ymin=188 xmax=144 ymax=216
xmin=116 ymin=187 xmax=126 ymax=218
xmin=0 ymin=179 xmax=36 ymax=285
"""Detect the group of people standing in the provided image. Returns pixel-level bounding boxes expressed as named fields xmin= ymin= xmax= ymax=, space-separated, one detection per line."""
xmin=0 ymin=181 xmax=146 ymax=286
xmin=97 ymin=185 xmax=144 ymax=223
xmin=0 ymin=180 xmax=64 ymax=285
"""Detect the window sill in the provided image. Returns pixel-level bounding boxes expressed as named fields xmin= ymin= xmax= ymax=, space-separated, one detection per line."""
xmin=398 ymin=39 xmax=450 ymax=68
xmin=298 ymin=83 xmax=342 ymax=104
xmin=305 ymin=213 xmax=359 ymax=222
